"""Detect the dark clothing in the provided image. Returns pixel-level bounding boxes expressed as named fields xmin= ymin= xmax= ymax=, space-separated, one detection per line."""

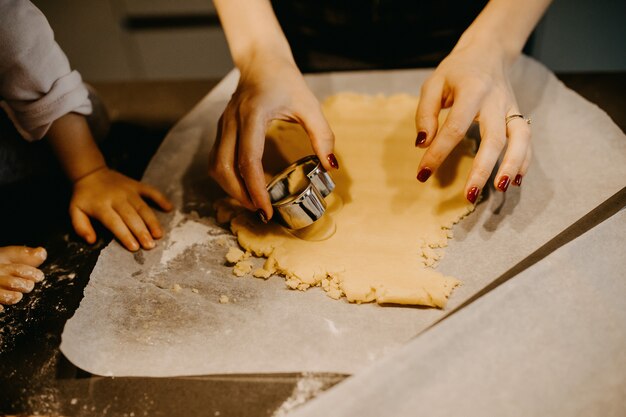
xmin=273 ymin=0 xmax=489 ymax=72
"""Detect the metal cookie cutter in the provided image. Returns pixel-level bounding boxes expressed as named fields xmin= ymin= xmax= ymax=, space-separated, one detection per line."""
xmin=267 ymin=155 xmax=335 ymax=229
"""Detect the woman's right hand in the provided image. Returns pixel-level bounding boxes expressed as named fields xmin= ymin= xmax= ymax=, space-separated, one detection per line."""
xmin=208 ymin=53 xmax=337 ymax=222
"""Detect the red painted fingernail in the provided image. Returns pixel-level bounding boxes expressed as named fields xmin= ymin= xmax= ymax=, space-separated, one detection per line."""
xmin=327 ymin=154 xmax=339 ymax=170
xmin=497 ymin=175 xmax=510 ymax=192
xmin=256 ymin=209 xmax=268 ymax=224
xmin=415 ymin=131 xmax=427 ymax=146
xmin=417 ymin=167 xmax=432 ymax=182
xmin=514 ymin=174 xmax=523 ymax=186
xmin=467 ymin=186 xmax=480 ymax=204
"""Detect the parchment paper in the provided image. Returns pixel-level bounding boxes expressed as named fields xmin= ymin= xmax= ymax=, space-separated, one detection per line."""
xmin=288 ymin=209 xmax=626 ymax=417
xmin=60 ymin=56 xmax=626 ymax=376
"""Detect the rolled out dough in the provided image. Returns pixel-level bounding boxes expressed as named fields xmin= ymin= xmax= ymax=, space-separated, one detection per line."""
xmin=223 ymin=93 xmax=476 ymax=308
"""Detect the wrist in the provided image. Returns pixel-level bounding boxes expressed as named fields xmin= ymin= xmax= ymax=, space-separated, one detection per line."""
xmin=47 ymin=113 xmax=109 ymax=183
xmin=455 ymin=0 xmax=552 ymax=67
xmin=215 ymin=0 xmax=296 ymax=72
xmin=454 ymin=26 xmax=520 ymax=68
xmin=71 ymin=164 xmax=108 ymax=184
xmin=234 ymin=38 xmax=296 ymax=74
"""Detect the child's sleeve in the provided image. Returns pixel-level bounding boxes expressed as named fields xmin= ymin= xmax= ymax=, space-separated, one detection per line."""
xmin=0 ymin=0 xmax=92 ymax=141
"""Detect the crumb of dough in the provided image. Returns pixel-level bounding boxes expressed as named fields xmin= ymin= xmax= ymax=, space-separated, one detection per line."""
xmin=233 ymin=260 xmax=253 ymax=277
xmin=225 ymin=247 xmax=245 ymax=264
xmin=219 ymin=295 xmax=229 ymax=304
xmin=252 ymin=268 xmax=272 ymax=279
xmin=191 ymin=288 xmax=199 ymax=294
xmin=326 ymin=288 xmax=343 ymax=300
xmin=263 ymin=257 xmax=277 ymax=274
xmin=172 ymin=283 xmax=182 ymax=292
xmin=285 ymin=278 xmax=300 ymax=290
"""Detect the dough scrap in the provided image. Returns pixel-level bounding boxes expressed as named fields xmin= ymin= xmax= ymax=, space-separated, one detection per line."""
xmin=225 ymin=246 xmax=246 ymax=264
xmin=252 ymin=268 xmax=273 ymax=279
xmin=233 ymin=260 xmax=253 ymax=277
xmin=226 ymin=93 xmax=475 ymax=308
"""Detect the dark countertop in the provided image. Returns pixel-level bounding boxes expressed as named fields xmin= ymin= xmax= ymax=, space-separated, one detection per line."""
xmin=0 ymin=72 xmax=624 ymax=416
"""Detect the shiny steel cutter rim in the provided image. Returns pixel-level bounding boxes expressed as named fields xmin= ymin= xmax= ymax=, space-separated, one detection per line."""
xmin=266 ymin=155 xmax=336 ymax=229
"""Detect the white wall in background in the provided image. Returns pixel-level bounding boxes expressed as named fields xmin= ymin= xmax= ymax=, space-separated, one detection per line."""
xmin=532 ymin=0 xmax=626 ymax=72
xmin=33 ymin=0 xmax=233 ymax=81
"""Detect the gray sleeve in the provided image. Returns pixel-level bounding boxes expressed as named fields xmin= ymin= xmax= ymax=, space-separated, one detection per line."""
xmin=0 ymin=0 xmax=92 ymax=141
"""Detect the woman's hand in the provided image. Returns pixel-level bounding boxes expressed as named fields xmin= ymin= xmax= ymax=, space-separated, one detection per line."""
xmin=415 ymin=38 xmax=531 ymax=203
xmin=70 ymin=168 xmax=173 ymax=251
xmin=416 ymin=42 xmax=531 ymax=203
xmin=208 ymin=53 xmax=337 ymax=222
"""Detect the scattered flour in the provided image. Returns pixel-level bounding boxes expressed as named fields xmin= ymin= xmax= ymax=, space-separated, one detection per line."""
xmin=272 ymin=373 xmax=327 ymax=417
xmin=159 ymin=211 xmax=212 ymax=266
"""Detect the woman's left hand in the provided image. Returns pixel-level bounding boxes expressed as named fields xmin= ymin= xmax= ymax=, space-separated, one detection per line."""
xmin=414 ymin=38 xmax=531 ymax=203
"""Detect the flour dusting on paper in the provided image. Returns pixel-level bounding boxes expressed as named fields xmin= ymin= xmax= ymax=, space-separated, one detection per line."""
xmin=273 ymin=373 xmax=342 ymax=417
xmin=160 ymin=211 xmax=214 ymax=265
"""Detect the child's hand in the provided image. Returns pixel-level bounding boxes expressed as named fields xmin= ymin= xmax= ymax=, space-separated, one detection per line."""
xmin=0 ymin=246 xmax=47 ymax=312
xmin=70 ymin=167 xmax=173 ymax=251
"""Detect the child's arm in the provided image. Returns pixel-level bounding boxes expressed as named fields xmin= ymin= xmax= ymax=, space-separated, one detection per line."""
xmin=47 ymin=112 xmax=173 ymax=251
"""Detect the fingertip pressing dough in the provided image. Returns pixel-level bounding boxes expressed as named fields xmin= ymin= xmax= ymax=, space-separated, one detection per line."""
xmin=224 ymin=93 xmax=475 ymax=308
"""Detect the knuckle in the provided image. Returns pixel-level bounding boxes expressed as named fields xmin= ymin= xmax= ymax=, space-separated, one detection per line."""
xmin=443 ymin=120 xmax=467 ymax=139
xmin=472 ymin=165 xmax=494 ymax=181
xmin=239 ymin=98 xmax=262 ymax=118
xmin=468 ymin=74 xmax=493 ymax=96
xmin=207 ymin=162 xmax=219 ymax=179
xmin=318 ymin=130 xmax=335 ymax=146
xmin=237 ymin=157 xmax=259 ymax=173
xmin=0 ymin=290 xmax=22 ymax=304
xmin=416 ymin=113 xmax=434 ymax=127
xmin=209 ymin=161 xmax=230 ymax=180
xmin=13 ymin=264 xmax=27 ymax=275
xmin=426 ymin=148 xmax=446 ymax=166
xmin=485 ymin=134 xmax=507 ymax=150
xmin=503 ymin=154 xmax=524 ymax=169
xmin=2 ymin=264 xmax=16 ymax=275
xmin=421 ymin=74 xmax=440 ymax=92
